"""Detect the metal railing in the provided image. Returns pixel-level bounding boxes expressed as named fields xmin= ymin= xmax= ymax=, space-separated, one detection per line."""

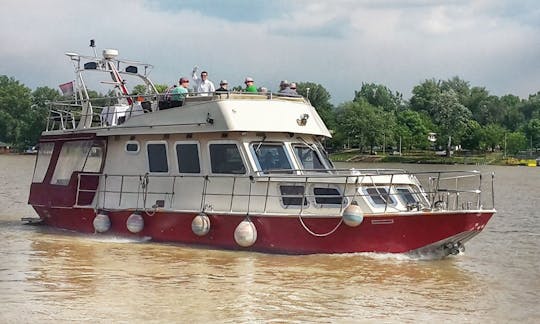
xmin=45 ymin=92 xmax=309 ymax=131
xmin=75 ymin=169 xmax=495 ymax=215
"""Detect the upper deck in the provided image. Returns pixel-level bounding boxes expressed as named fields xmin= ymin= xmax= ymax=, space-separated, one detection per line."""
xmin=45 ymin=92 xmax=331 ymax=138
xmin=45 ymin=46 xmax=330 ymax=138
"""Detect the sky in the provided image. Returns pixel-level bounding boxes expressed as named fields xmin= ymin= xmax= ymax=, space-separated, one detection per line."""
xmin=1 ymin=0 xmax=539 ymax=104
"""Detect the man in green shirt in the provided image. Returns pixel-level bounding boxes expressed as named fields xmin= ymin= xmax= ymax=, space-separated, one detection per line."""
xmin=244 ymin=77 xmax=257 ymax=93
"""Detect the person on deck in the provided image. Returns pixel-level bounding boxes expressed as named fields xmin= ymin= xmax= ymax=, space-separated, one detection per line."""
xmin=170 ymin=77 xmax=189 ymax=106
xmin=215 ymin=80 xmax=229 ymax=93
xmin=244 ymin=77 xmax=257 ymax=93
xmin=289 ymin=82 xmax=298 ymax=94
xmin=192 ymin=66 xmax=215 ymax=96
xmin=278 ymin=80 xmax=297 ymax=96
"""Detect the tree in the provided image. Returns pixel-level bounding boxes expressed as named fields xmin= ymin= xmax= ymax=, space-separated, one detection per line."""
xmin=410 ymin=78 xmax=441 ymax=117
xmin=431 ymin=90 xmax=472 ymax=153
xmin=296 ymin=82 xmax=335 ymax=129
xmin=440 ymin=76 xmax=470 ymax=105
xmin=335 ymin=100 xmax=392 ymax=154
xmin=395 ymin=109 xmax=433 ymax=150
xmin=523 ymin=118 xmax=540 ymax=149
xmin=461 ymin=119 xmax=483 ymax=150
xmin=353 ymin=83 xmax=403 ymax=112
xmin=506 ymin=132 xmax=527 ymax=155
xmin=481 ymin=123 xmax=505 ymax=151
xmin=0 ymin=75 xmax=32 ymax=146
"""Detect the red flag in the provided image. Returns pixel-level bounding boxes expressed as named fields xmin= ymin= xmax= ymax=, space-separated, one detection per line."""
xmin=59 ymin=81 xmax=74 ymax=96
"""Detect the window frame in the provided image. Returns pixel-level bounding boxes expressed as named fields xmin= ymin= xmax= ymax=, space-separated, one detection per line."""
xmin=312 ymin=185 xmax=347 ymax=207
xmin=146 ymin=141 xmax=169 ymax=174
xmin=32 ymin=142 xmax=55 ymax=183
xmin=249 ymin=141 xmax=294 ymax=174
xmin=207 ymin=140 xmax=248 ymax=175
xmin=291 ymin=142 xmax=328 ymax=173
xmin=125 ymin=140 xmax=140 ymax=154
xmin=174 ymin=140 xmax=202 ymax=174
xmin=362 ymin=186 xmax=397 ymax=207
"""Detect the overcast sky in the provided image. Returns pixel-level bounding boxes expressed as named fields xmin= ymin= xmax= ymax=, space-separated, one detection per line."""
xmin=1 ymin=0 xmax=539 ymax=104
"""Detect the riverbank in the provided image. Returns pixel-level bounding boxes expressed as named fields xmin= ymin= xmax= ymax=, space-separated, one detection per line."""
xmin=330 ymin=150 xmax=539 ymax=166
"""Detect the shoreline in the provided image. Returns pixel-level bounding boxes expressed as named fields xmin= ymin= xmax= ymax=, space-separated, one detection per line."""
xmin=330 ymin=151 xmax=540 ymax=167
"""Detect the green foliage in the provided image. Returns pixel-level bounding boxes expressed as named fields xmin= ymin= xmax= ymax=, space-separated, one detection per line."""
xmin=481 ymin=123 xmax=505 ymax=151
xmin=335 ymin=100 xmax=395 ymax=153
xmin=0 ymin=72 xmax=538 ymax=157
xmin=506 ymin=132 xmax=527 ymax=154
xmin=395 ymin=109 xmax=433 ymax=150
xmin=296 ymin=82 xmax=335 ymax=127
xmin=0 ymin=75 xmax=33 ymax=147
xmin=154 ymin=84 xmax=169 ymax=94
xmin=353 ymin=83 xmax=403 ymax=112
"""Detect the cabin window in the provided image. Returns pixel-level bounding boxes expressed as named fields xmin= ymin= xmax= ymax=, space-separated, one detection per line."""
xmin=147 ymin=142 xmax=168 ymax=173
xmin=82 ymin=142 xmax=105 ymax=172
xmin=176 ymin=143 xmax=200 ymax=173
xmin=280 ymin=185 xmax=308 ymax=207
xmin=396 ymin=187 xmax=417 ymax=205
xmin=209 ymin=143 xmax=246 ymax=174
xmin=314 ymin=187 xmax=344 ymax=205
xmin=364 ymin=187 xmax=396 ymax=206
xmin=293 ymin=144 xmax=326 ymax=171
xmin=51 ymin=140 xmax=93 ymax=185
xmin=251 ymin=143 xmax=292 ymax=173
xmin=125 ymin=141 xmax=140 ymax=154
xmin=32 ymin=142 xmax=54 ymax=183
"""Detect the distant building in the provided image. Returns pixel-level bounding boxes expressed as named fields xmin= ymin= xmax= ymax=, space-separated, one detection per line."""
xmin=0 ymin=142 xmax=12 ymax=154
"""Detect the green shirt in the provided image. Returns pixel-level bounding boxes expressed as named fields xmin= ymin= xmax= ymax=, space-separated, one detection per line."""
xmin=171 ymin=86 xmax=188 ymax=101
xmin=245 ymin=85 xmax=257 ymax=93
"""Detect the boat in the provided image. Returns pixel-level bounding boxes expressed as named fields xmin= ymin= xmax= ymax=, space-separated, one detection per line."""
xmin=26 ymin=43 xmax=496 ymax=258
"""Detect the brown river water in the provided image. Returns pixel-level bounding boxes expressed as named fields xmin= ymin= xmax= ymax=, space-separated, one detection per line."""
xmin=0 ymin=155 xmax=538 ymax=323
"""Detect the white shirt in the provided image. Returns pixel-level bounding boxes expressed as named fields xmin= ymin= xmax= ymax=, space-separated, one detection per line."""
xmin=192 ymin=72 xmax=215 ymax=96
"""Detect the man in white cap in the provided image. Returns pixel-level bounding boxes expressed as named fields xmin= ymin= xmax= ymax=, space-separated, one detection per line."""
xmin=192 ymin=66 xmax=215 ymax=96
xmin=244 ymin=77 xmax=257 ymax=93
xmin=278 ymin=80 xmax=296 ymax=95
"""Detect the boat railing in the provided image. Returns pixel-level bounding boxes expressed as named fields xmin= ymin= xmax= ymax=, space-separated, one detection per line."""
xmin=74 ymin=170 xmax=495 ymax=215
xmin=45 ymin=91 xmax=309 ymax=131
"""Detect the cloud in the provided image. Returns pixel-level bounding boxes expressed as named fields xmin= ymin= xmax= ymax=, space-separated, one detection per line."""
xmin=0 ymin=0 xmax=538 ymax=104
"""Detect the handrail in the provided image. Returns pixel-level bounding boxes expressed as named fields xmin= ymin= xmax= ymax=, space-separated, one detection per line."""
xmin=74 ymin=170 xmax=496 ymax=215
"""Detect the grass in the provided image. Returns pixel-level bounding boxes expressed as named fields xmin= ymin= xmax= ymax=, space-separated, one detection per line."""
xmin=329 ymin=150 xmax=527 ymax=165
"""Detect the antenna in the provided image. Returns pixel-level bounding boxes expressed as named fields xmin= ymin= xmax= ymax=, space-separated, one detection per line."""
xmin=89 ymin=39 xmax=97 ymax=57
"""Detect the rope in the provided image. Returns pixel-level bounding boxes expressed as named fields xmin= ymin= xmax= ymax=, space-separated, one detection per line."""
xmin=298 ymin=214 xmax=343 ymax=237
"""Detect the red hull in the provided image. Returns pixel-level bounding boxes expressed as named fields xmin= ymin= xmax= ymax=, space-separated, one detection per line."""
xmin=31 ymin=206 xmax=493 ymax=255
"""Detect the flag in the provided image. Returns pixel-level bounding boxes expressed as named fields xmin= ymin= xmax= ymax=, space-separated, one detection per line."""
xmin=59 ymin=81 xmax=74 ymax=96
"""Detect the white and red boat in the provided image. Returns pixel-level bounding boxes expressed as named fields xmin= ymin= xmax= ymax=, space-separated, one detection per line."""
xmin=27 ymin=45 xmax=496 ymax=258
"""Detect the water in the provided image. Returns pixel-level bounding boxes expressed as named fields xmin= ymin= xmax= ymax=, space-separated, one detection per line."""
xmin=0 ymin=155 xmax=538 ymax=323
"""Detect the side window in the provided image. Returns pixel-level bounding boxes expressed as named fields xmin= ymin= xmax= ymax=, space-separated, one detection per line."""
xmin=51 ymin=140 xmax=93 ymax=185
xmin=396 ymin=187 xmax=417 ymax=205
xmin=176 ymin=143 xmax=200 ymax=173
xmin=314 ymin=187 xmax=344 ymax=205
xmin=147 ymin=142 xmax=168 ymax=173
xmin=364 ymin=187 xmax=395 ymax=206
xmin=32 ymin=142 xmax=54 ymax=183
xmin=125 ymin=141 xmax=140 ymax=154
xmin=293 ymin=144 xmax=326 ymax=171
xmin=209 ymin=143 xmax=246 ymax=174
xmin=83 ymin=142 xmax=105 ymax=172
xmin=251 ymin=143 xmax=292 ymax=173
xmin=280 ymin=185 xmax=308 ymax=207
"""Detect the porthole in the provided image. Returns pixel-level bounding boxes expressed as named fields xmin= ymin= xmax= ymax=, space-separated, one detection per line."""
xmin=125 ymin=141 xmax=140 ymax=154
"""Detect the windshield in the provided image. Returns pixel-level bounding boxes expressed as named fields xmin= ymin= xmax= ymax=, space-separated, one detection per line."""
xmin=293 ymin=144 xmax=327 ymax=171
xmin=252 ymin=143 xmax=293 ymax=173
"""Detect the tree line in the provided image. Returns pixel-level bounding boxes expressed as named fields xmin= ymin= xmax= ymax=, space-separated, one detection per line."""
xmin=1 ymin=74 xmax=539 ymax=155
